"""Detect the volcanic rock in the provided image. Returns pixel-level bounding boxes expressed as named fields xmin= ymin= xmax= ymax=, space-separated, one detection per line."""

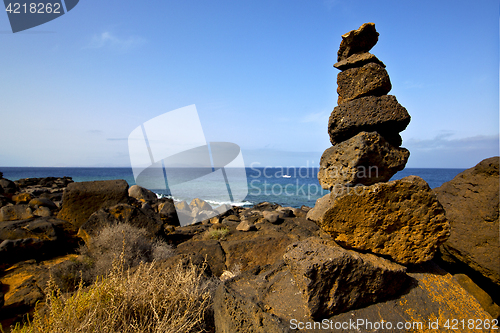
xmin=454 ymin=273 xmax=500 ymax=319
xmin=0 ymin=205 xmax=34 ymax=222
xmin=28 ymin=197 xmax=57 ymax=210
xmin=283 ymin=237 xmax=408 ymax=319
xmin=190 ymin=198 xmax=212 ymax=211
xmin=333 ymin=52 xmax=385 ymax=71
xmin=337 ymin=62 xmax=391 ymax=104
xmin=214 ymin=259 xmax=494 ymax=333
xmin=328 ymin=95 xmax=410 ymax=146
xmin=318 ymin=131 xmax=409 ymax=189
xmin=317 ymin=176 xmax=449 ymax=265
xmin=57 ymin=179 xmax=129 ymax=228
xmin=12 ymin=193 xmax=33 ymax=205
xmin=434 ymin=156 xmax=500 ymax=286
xmin=0 ymin=178 xmax=17 ymax=194
xmin=337 ymin=22 xmax=379 ymax=61
xmin=128 ymin=184 xmax=157 ymax=202
xmin=77 ymin=203 xmax=163 ymax=245
xmin=158 ymin=199 xmax=180 ymax=226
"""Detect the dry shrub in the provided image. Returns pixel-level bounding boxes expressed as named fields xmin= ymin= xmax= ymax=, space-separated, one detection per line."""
xmin=44 ymin=223 xmax=174 ymax=294
xmin=80 ymin=223 xmax=174 ymax=279
xmin=11 ymin=254 xmax=216 ymax=333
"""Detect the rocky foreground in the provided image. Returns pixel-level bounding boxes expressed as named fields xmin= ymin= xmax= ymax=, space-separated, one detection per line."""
xmin=0 ymin=156 xmax=498 ymax=332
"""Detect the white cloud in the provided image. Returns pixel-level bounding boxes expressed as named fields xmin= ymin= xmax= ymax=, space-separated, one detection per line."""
xmin=404 ymin=134 xmax=499 ymax=168
xmin=86 ymin=32 xmax=146 ymax=51
xmin=300 ymin=110 xmax=330 ymax=123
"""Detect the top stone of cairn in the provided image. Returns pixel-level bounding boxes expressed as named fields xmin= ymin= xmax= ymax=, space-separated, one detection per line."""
xmin=337 ymin=22 xmax=379 ymax=62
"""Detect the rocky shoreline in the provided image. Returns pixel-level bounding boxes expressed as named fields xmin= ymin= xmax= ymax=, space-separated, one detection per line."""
xmin=0 ymin=156 xmax=499 ymax=331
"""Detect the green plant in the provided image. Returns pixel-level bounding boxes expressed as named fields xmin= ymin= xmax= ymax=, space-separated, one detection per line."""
xmin=206 ymin=227 xmax=230 ymax=240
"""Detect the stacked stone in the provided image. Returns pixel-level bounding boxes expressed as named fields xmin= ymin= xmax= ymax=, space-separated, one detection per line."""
xmin=308 ymin=23 xmax=450 ymax=266
xmin=318 ymin=22 xmax=411 ymax=190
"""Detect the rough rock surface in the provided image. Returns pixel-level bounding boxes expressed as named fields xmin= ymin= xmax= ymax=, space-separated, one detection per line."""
xmin=57 ymin=179 xmax=129 ymax=228
xmin=328 ymin=95 xmax=410 ymax=146
xmin=337 ymin=62 xmax=391 ymax=104
xmin=333 ymin=52 xmax=385 ymax=70
xmin=306 ymin=193 xmax=334 ymax=222
xmin=434 ymin=156 xmax=500 ymax=286
xmin=128 ymin=185 xmax=157 ymax=202
xmin=454 ymin=273 xmax=500 ymax=319
xmin=157 ymin=199 xmax=180 ymax=226
xmin=0 ymin=205 xmax=34 ymax=222
xmin=78 ymin=203 xmax=163 ymax=245
xmin=215 ymin=259 xmax=494 ymax=333
xmin=318 ymin=131 xmax=409 ymax=188
xmin=0 ymin=217 xmax=79 ymax=265
xmin=317 ymin=176 xmax=449 ymax=265
xmin=337 ymin=22 xmax=379 ymax=61
xmin=283 ymin=238 xmax=408 ymax=319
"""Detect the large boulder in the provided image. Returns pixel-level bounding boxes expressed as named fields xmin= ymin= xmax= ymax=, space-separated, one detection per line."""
xmin=0 ymin=178 xmax=17 ymax=194
xmin=0 ymin=217 xmax=79 ymax=265
xmin=175 ymin=239 xmax=226 ymax=276
xmin=12 ymin=193 xmax=33 ymax=204
xmin=128 ymin=184 xmax=158 ymax=202
xmin=283 ymin=238 xmax=407 ymax=319
xmin=337 ymin=62 xmax=391 ymax=105
xmin=318 ymin=131 xmax=409 ymax=189
xmin=0 ymin=204 xmax=34 ymax=222
xmin=214 ymin=259 xmax=494 ymax=332
xmin=77 ymin=203 xmax=162 ymax=245
xmin=316 ymin=176 xmax=449 ymax=265
xmin=158 ymin=199 xmax=180 ymax=226
xmin=337 ymin=22 xmax=379 ymax=61
xmin=434 ymin=156 xmax=500 ymax=286
xmin=57 ymin=179 xmax=129 ymax=228
xmin=328 ymin=95 xmax=410 ymax=147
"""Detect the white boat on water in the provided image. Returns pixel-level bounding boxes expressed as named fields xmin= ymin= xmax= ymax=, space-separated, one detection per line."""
xmin=282 ymin=175 xmax=292 ymax=178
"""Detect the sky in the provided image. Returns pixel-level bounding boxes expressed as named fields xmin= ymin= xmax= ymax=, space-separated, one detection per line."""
xmin=0 ymin=0 xmax=498 ymax=168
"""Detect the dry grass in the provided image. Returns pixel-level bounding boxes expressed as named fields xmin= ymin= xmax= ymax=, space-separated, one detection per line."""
xmin=8 ymin=223 xmax=216 ymax=333
xmin=10 ymin=254 xmax=216 ymax=333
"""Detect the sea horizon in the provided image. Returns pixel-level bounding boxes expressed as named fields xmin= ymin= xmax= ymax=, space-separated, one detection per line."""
xmin=0 ymin=166 xmax=467 ymax=209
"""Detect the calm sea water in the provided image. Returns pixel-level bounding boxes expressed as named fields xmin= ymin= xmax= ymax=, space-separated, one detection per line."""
xmin=0 ymin=167 xmax=465 ymax=208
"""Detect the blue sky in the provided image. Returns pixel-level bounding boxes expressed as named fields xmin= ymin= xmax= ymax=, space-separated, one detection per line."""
xmin=0 ymin=0 xmax=498 ymax=168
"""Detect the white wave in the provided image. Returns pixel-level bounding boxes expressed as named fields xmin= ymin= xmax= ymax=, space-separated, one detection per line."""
xmin=153 ymin=192 xmax=252 ymax=207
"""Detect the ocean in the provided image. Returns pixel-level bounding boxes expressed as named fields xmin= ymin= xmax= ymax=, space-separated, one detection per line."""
xmin=0 ymin=167 xmax=465 ymax=208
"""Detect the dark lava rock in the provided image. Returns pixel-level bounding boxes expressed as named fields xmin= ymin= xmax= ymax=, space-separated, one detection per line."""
xmin=0 ymin=217 xmax=79 ymax=265
xmin=434 ymin=156 xmax=500 ymax=287
xmin=333 ymin=52 xmax=385 ymax=71
xmin=0 ymin=205 xmax=34 ymax=222
xmin=337 ymin=62 xmax=391 ymax=105
xmin=78 ymin=203 xmax=163 ymax=245
xmin=214 ymin=259 xmax=494 ymax=333
xmin=0 ymin=179 xmax=17 ymax=194
xmin=57 ymin=179 xmax=129 ymax=228
xmin=318 ymin=131 xmax=409 ymax=189
xmin=283 ymin=237 xmax=408 ymax=319
xmin=328 ymin=95 xmax=410 ymax=147
xmin=337 ymin=22 xmax=379 ymax=61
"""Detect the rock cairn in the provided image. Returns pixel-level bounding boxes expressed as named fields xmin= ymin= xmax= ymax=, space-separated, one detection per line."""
xmin=319 ymin=22 xmax=410 ymax=190
xmin=308 ymin=23 xmax=450 ymax=265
